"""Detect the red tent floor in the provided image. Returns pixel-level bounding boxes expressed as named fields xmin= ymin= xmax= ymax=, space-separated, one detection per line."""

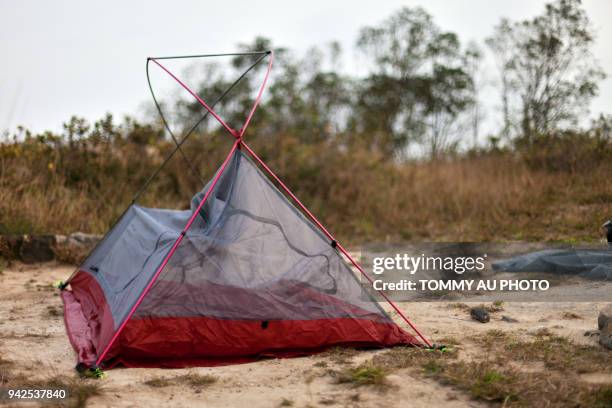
xmin=61 ymin=272 xmax=418 ymax=369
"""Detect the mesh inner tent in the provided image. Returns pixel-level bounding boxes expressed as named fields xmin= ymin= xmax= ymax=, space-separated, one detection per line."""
xmin=135 ymin=150 xmax=390 ymax=322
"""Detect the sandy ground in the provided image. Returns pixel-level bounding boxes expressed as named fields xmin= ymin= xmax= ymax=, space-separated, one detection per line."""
xmin=0 ymin=262 xmax=609 ymax=408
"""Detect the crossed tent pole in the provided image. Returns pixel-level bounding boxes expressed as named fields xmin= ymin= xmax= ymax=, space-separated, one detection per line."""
xmin=63 ymin=50 xmax=431 ymax=368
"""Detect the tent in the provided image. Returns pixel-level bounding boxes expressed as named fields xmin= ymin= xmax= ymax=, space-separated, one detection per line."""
xmin=59 ymin=51 xmax=429 ymax=371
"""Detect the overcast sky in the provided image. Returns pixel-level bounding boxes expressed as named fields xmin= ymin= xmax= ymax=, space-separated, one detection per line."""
xmin=1 ymin=0 xmax=611 ymax=134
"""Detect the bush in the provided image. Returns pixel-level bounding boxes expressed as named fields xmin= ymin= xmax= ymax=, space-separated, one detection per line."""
xmin=1 ymin=115 xmax=610 ymax=243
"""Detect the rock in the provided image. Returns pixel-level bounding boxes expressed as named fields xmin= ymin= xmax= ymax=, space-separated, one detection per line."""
xmin=470 ymin=307 xmax=490 ymax=323
xmin=53 ymin=233 xmax=101 ymax=265
xmin=0 ymin=235 xmax=23 ymax=260
xmin=0 ymin=233 xmax=101 ymax=264
xmin=19 ymin=235 xmax=56 ymax=263
xmin=598 ymin=304 xmax=612 ymax=330
xmin=600 ymin=324 xmax=612 ymax=350
xmin=501 ymin=315 xmax=518 ymax=323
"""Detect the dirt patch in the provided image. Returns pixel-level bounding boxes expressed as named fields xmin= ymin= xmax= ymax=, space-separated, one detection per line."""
xmin=0 ymin=263 xmax=609 ymax=407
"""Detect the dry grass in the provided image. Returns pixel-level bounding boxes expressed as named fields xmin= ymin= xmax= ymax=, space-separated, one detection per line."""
xmin=447 ymin=302 xmax=505 ymax=314
xmin=143 ymin=376 xmax=173 ymax=388
xmin=143 ymin=372 xmax=217 ymax=389
xmin=354 ymin=330 xmax=612 ymax=407
xmin=562 ymin=311 xmax=583 ymax=319
xmin=1 ymin=128 xmax=610 ymax=244
xmin=320 ymin=346 xmax=359 ymax=365
xmin=45 ymin=305 xmax=62 ymax=318
xmin=0 ymin=352 xmax=14 ymax=385
xmin=176 ymin=372 xmax=217 ymax=387
xmin=279 ymin=397 xmax=294 ymax=406
xmin=0 ymin=257 xmax=6 ymax=275
xmin=435 ymin=336 xmax=461 ymax=346
xmin=336 ymin=363 xmax=389 ymax=388
xmin=0 ymin=365 xmax=102 ymax=408
xmin=498 ymin=330 xmax=611 ymax=374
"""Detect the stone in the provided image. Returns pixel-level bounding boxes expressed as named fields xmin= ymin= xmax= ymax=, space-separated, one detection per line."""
xmin=598 ymin=304 xmax=612 ymax=330
xmin=600 ymin=324 xmax=612 ymax=350
xmin=501 ymin=315 xmax=518 ymax=323
xmin=53 ymin=233 xmax=101 ymax=264
xmin=470 ymin=306 xmax=490 ymax=323
xmin=19 ymin=235 xmax=55 ymax=264
xmin=0 ymin=235 xmax=23 ymax=260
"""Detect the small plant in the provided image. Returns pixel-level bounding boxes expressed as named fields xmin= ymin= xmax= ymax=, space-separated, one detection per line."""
xmin=337 ymin=364 xmax=388 ymax=387
xmin=144 ymin=376 xmax=173 ymax=387
xmin=8 ymin=374 xmax=103 ymax=408
xmin=145 ymin=373 xmax=217 ymax=389
xmin=321 ymin=346 xmax=358 ymax=364
xmin=588 ymin=385 xmax=612 ymax=408
xmin=482 ymin=370 xmax=505 ymax=384
xmin=0 ymin=257 xmax=7 ymax=275
xmin=279 ymin=398 xmax=294 ymax=407
xmin=176 ymin=372 xmax=217 ymax=387
xmin=490 ymin=300 xmax=505 ymax=311
xmin=66 ymin=379 xmax=104 ymax=408
xmin=0 ymin=354 xmax=14 ymax=385
xmin=423 ymin=360 xmax=443 ymax=375
xmin=562 ymin=311 xmax=582 ymax=319
xmin=447 ymin=302 xmax=470 ymax=311
xmin=531 ymin=327 xmax=553 ymax=337
xmin=46 ymin=305 xmax=61 ymax=318
xmin=435 ymin=336 xmax=460 ymax=346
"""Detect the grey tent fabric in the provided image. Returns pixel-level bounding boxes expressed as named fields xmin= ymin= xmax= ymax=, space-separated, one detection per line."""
xmin=79 ymin=149 xmax=391 ymax=334
xmin=492 ymin=247 xmax=612 ymax=280
xmin=80 ymin=206 xmax=189 ymax=327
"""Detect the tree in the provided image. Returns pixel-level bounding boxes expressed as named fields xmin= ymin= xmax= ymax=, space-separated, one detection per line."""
xmin=485 ymin=19 xmax=515 ymax=140
xmin=463 ymin=42 xmax=485 ymax=148
xmin=487 ymin=0 xmax=605 ymax=141
xmin=353 ymin=7 xmax=474 ymax=158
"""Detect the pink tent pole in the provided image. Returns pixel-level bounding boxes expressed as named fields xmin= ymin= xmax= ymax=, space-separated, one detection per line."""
xmin=239 ymin=51 xmax=274 ymax=138
xmin=150 ymin=51 xmax=274 ymax=141
xmin=240 ymin=141 xmax=432 ymax=348
xmin=95 ymin=140 xmax=240 ymax=366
